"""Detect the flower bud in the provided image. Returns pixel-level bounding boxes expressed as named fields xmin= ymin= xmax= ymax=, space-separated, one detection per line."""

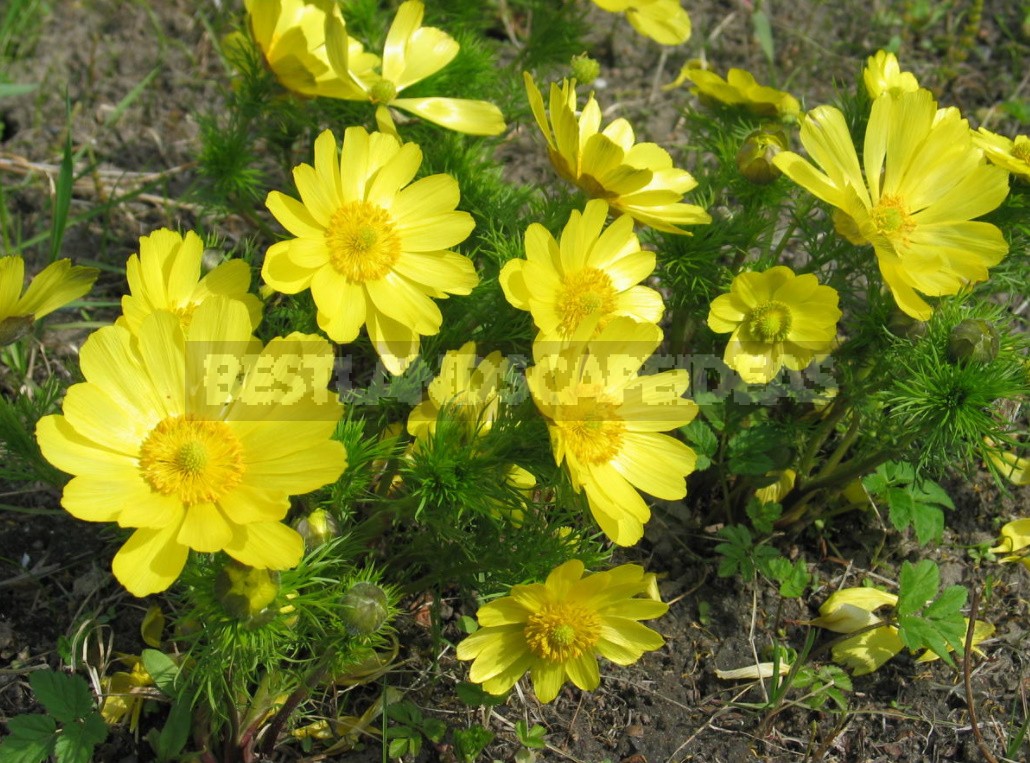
xmin=887 ymin=308 xmax=927 ymax=340
xmin=215 ymin=560 xmax=280 ymax=620
xmin=294 ymin=509 xmax=339 ymax=551
xmin=340 ymin=581 xmax=390 ymax=636
xmin=570 ymin=54 xmax=601 ymax=86
xmin=947 ymin=318 xmax=999 ymax=363
xmin=736 ymin=128 xmax=788 ymax=185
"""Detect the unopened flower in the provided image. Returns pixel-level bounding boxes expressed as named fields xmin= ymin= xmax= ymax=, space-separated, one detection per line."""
xmin=245 ymin=0 xmax=378 ymax=99
xmin=36 ymin=298 xmax=347 ymax=596
xmin=526 ymin=317 xmax=697 ymax=546
xmin=991 ymin=518 xmax=1030 ymax=570
xmin=119 ymin=229 xmax=262 ymax=335
xmin=261 ymin=127 xmax=478 ymax=375
xmin=456 ymin=560 xmax=668 ymax=702
xmin=590 ymin=0 xmax=692 ymax=46
xmin=500 ymin=200 xmax=664 ymax=342
xmin=972 ymin=128 xmax=1030 ymax=182
xmin=294 ymin=508 xmax=340 ymax=550
xmin=666 ymin=66 xmax=800 ymax=120
xmin=774 ymin=90 xmax=1010 ymax=320
xmin=947 ymin=318 xmax=1000 ymax=364
xmin=736 ymin=127 xmax=788 ymax=184
xmin=863 ymin=50 xmax=919 ymax=99
xmin=525 ymin=74 xmax=710 ymax=234
xmin=708 ymin=266 xmax=841 ymax=384
xmin=0 ymin=255 xmax=97 ymax=344
xmin=322 ymin=0 xmax=505 ymax=137
xmin=340 ymin=581 xmax=391 ymax=636
xmin=215 ymin=560 xmax=281 ymax=620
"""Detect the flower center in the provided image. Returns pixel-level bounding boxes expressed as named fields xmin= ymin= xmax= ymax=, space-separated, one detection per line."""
xmin=325 ymin=201 xmax=401 ymax=283
xmin=139 ymin=415 xmax=245 ymax=505
xmin=555 ymin=268 xmax=618 ymax=336
xmin=870 ymin=194 xmax=915 ymax=239
xmin=524 ymin=601 xmax=601 ymax=663
xmin=559 ymin=397 xmax=624 ymax=465
xmin=1012 ymin=139 xmax=1030 ymax=165
xmin=747 ymin=301 xmax=792 ymax=342
xmin=368 ymin=77 xmax=397 ymax=104
xmin=173 ymin=302 xmax=198 ymax=331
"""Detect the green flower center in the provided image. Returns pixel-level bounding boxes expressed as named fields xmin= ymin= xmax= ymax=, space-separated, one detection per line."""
xmin=325 ymin=201 xmax=401 ymax=283
xmin=524 ymin=602 xmax=601 ymax=663
xmin=870 ymin=194 xmax=914 ymax=239
xmin=555 ymin=267 xmax=618 ymax=336
xmin=560 ymin=397 xmax=624 ymax=465
xmin=747 ymin=301 xmax=793 ymax=342
xmin=139 ymin=415 xmax=245 ymax=505
xmin=369 ymin=77 xmax=397 ymax=104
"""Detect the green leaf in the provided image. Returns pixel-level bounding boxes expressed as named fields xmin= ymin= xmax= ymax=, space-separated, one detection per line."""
xmin=54 ymin=718 xmax=106 ymax=763
xmin=911 ymin=479 xmax=954 ymax=509
xmin=746 ymin=498 xmax=782 ymax=535
xmin=141 ymin=649 xmax=180 ymax=698
xmin=153 ymin=699 xmax=192 ymax=762
xmin=861 ymin=470 xmax=888 ymax=495
xmin=0 ymin=82 xmax=36 ymax=99
xmin=455 ymin=682 xmax=507 ymax=707
xmin=0 ymin=732 xmax=54 ymax=763
xmin=897 ymin=560 xmax=939 ymax=616
xmin=29 ymin=671 xmax=94 ymax=725
xmin=775 ymin=559 xmax=810 ymax=598
xmin=681 ymin=420 xmax=717 ymax=470
xmin=714 ymin=525 xmax=753 ymax=579
xmin=910 ymin=503 xmax=944 ymax=546
xmin=886 ymin=487 xmax=915 ymax=531
xmin=516 ymin=720 xmax=547 ymax=749
xmin=454 ymin=724 xmax=494 ymax=763
xmin=727 ymin=425 xmax=792 ymax=476
xmin=6 ymin=714 xmax=57 ymax=739
xmin=421 ymin=717 xmax=447 ymax=744
xmin=751 ymin=9 xmax=775 ymax=64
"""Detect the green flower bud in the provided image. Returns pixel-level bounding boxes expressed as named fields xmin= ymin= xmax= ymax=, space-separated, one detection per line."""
xmin=736 ymin=128 xmax=788 ymax=185
xmin=948 ymin=319 xmax=1000 ymax=363
xmin=215 ymin=560 xmax=280 ymax=620
xmin=570 ymin=54 xmax=601 ymax=86
xmin=340 ymin=581 xmax=390 ymax=636
xmin=887 ymin=308 xmax=928 ymax=341
xmin=294 ymin=509 xmax=339 ymax=551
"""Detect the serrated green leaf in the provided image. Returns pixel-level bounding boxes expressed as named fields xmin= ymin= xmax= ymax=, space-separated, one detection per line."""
xmin=886 ymin=487 xmax=915 ymax=532
xmin=454 ymin=724 xmax=494 ymax=763
xmin=727 ymin=425 xmax=792 ymax=476
xmin=911 ymin=479 xmax=954 ymax=509
xmin=421 ymin=718 xmax=446 ymax=744
xmin=388 ymin=737 xmax=410 ymax=758
xmin=681 ymin=419 xmax=718 ymax=457
xmin=54 ymin=718 xmax=105 ymax=763
xmin=746 ymin=499 xmax=782 ymax=535
xmin=7 ymin=714 xmax=57 ymax=739
xmin=0 ymin=733 xmax=54 ymax=763
xmin=897 ymin=560 xmax=939 ymax=616
xmin=862 ymin=471 xmax=888 ymax=494
xmin=777 ymin=559 xmax=810 ymax=598
xmin=29 ymin=671 xmax=94 ymax=725
xmin=911 ymin=503 xmax=944 ymax=546
xmin=80 ymin=714 xmax=108 ymax=749
xmin=141 ymin=649 xmax=179 ymax=698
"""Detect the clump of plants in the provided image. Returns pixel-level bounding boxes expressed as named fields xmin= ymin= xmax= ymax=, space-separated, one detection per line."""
xmin=1 ymin=0 xmax=1028 ymax=760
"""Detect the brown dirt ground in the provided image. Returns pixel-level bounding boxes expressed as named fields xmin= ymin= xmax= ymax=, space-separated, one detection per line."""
xmin=1 ymin=1 xmax=1029 ymax=762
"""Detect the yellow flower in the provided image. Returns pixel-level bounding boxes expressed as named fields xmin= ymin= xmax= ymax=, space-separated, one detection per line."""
xmin=456 ymin=560 xmax=668 ymax=702
xmin=36 ymin=298 xmax=347 ymax=596
xmin=322 ymin=0 xmax=505 ymax=137
xmin=707 ymin=266 xmax=840 ymax=384
xmin=499 ymin=200 xmax=664 ymax=342
xmin=754 ymin=468 xmax=796 ymax=504
xmin=773 ymin=90 xmax=1010 ymax=320
xmin=526 ymin=317 xmax=698 ymax=546
xmin=0 ymin=255 xmax=97 ymax=345
xmin=100 ymin=656 xmax=154 ymax=731
xmin=973 ymin=128 xmax=1030 ymax=181
xmin=119 ymin=229 xmax=263 ymax=336
xmin=813 ymin=587 xmax=993 ymax=674
xmin=261 ymin=127 xmax=479 ymax=375
xmin=990 ymin=518 xmax=1030 ymax=571
xmin=524 ymin=74 xmax=710 ymax=234
xmin=590 ymin=0 xmax=692 ymax=46
xmin=245 ymin=0 xmax=378 ymax=100
xmin=863 ymin=50 xmax=919 ymax=99
xmin=665 ymin=66 xmax=800 ymax=119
